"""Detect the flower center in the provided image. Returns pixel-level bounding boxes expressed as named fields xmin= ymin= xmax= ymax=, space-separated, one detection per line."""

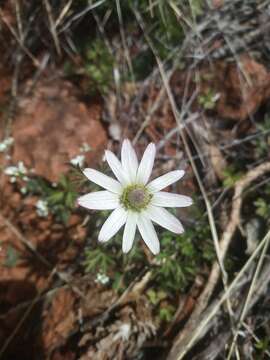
xmin=127 ymin=188 xmax=146 ymax=206
xmin=120 ymin=185 xmax=152 ymax=212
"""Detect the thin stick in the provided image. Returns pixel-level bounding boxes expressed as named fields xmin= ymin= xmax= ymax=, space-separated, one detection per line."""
xmin=13 ymin=0 xmax=23 ymax=40
xmin=55 ymin=0 xmax=73 ymax=28
xmin=177 ymin=228 xmax=270 ymax=359
xmin=172 ymin=161 xmax=270 ymax=359
xmin=115 ymin=0 xmax=134 ymax=80
xmin=226 ymin=228 xmax=270 ymax=359
xmin=0 ymin=8 xmax=40 ymax=67
xmin=43 ymin=0 xmax=61 ymax=55
xmin=133 ymin=87 xmax=166 ymax=144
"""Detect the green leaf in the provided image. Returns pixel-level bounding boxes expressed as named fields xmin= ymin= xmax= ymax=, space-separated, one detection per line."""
xmin=159 ymin=305 xmax=175 ymax=322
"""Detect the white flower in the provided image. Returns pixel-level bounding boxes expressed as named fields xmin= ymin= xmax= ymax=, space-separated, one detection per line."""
xmin=20 ymin=186 xmax=27 ymax=195
xmin=78 ymin=139 xmax=192 ymax=255
xmin=4 ymin=161 xmax=27 ymax=180
xmin=36 ymin=199 xmax=49 ymax=217
xmin=70 ymin=154 xmax=85 ymax=167
xmin=95 ymin=272 xmax=110 ymax=285
xmin=80 ymin=143 xmax=91 ymax=153
xmin=0 ymin=137 xmax=14 ymax=152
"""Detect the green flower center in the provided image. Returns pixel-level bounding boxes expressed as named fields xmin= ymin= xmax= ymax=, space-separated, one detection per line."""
xmin=120 ymin=185 xmax=152 ymax=212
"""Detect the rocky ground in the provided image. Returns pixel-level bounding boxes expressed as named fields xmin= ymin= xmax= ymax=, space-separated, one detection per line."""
xmin=0 ymin=1 xmax=270 ymax=359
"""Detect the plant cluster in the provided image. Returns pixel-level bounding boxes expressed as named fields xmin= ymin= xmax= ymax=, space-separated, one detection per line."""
xmin=26 ymin=174 xmax=78 ymax=224
xmin=83 ymin=204 xmax=214 ymax=322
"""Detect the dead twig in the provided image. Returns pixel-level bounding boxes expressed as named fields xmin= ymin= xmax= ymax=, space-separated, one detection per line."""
xmin=0 ymin=8 xmax=40 ymax=67
xmin=43 ymin=0 xmax=61 ymax=56
xmin=226 ymin=220 xmax=270 ymax=359
xmin=194 ymin=259 xmax=270 ymax=360
xmin=82 ymin=270 xmax=152 ymax=331
xmin=169 ymin=161 xmax=270 ymax=359
xmin=174 ymin=227 xmax=270 ymax=360
xmin=115 ymin=0 xmax=134 ymax=80
xmin=133 ymin=87 xmax=167 ymax=145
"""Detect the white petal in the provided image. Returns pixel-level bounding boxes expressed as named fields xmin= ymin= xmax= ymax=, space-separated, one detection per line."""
xmin=105 ymin=150 xmax=128 ymax=185
xmin=136 ymin=143 xmax=156 ymax=185
xmin=122 ymin=212 xmax=138 ymax=253
xmin=147 ymin=170 xmax=185 ymax=192
xmin=151 ymin=191 xmax=193 ymax=207
xmin=146 ymin=205 xmax=184 ymax=233
xmin=121 ymin=139 xmax=138 ymax=183
xmin=78 ymin=191 xmax=119 ymax=210
xmin=83 ymin=168 xmax=122 ymax=194
xmin=98 ymin=207 xmax=127 ymax=242
xmin=137 ymin=214 xmax=160 ymax=255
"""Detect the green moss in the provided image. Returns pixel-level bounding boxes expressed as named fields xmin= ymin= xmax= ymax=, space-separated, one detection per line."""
xmin=84 ymin=39 xmax=114 ymax=94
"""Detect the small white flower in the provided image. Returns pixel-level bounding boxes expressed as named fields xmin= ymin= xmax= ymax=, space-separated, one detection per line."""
xmin=80 ymin=143 xmax=91 ymax=153
xmin=70 ymin=154 xmax=85 ymax=167
xmin=95 ymin=272 xmax=110 ymax=285
xmin=0 ymin=137 xmax=14 ymax=152
xmin=4 ymin=161 xmax=27 ymax=177
xmin=78 ymin=139 xmax=192 ymax=255
xmin=20 ymin=186 xmax=27 ymax=195
xmin=4 ymin=166 xmax=19 ymax=177
xmin=10 ymin=176 xmax=17 ymax=183
xmin=36 ymin=199 xmax=49 ymax=217
xmin=17 ymin=161 xmax=27 ymax=174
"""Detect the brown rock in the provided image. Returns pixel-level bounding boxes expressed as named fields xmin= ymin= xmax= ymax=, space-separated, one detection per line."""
xmin=216 ymin=57 xmax=270 ymax=121
xmin=12 ymin=78 xmax=108 ymax=182
xmin=171 ymin=56 xmax=270 ymax=122
xmin=41 ymin=289 xmax=76 ymax=352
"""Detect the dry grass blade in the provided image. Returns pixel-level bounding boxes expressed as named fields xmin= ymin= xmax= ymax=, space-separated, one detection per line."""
xmin=55 ymin=0 xmax=73 ymax=28
xmin=0 ymin=8 xmax=40 ymax=67
xmin=133 ymin=86 xmax=166 ymax=145
xmin=13 ymin=0 xmax=23 ymax=40
xmin=169 ymin=1 xmax=193 ymax=29
xmin=115 ymin=0 xmax=134 ymax=80
xmin=59 ymin=0 xmax=106 ymax=32
xmin=43 ymin=0 xmax=61 ymax=56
